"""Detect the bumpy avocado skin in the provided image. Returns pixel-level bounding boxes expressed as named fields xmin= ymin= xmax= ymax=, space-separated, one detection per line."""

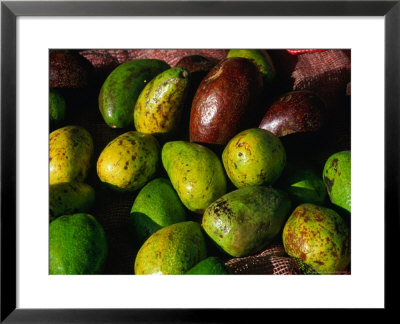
xmin=49 ymin=213 xmax=108 ymax=275
xmin=130 ymin=178 xmax=187 ymax=244
xmin=97 ymin=131 xmax=159 ymax=192
xmin=49 ymin=126 xmax=94 ymax=185
xmin=99 ymin=59 xmax=170 ymax=128
xmin=134 ymin=221 xmax=207 ymax=275
xmin=50 ymin=182 xmax=95 ymax=222
xmin=282 ymin=203 xmax=350 ymax=274
xmin=227 ymin=49 xmax=276 ymax=82
xmin=186 ymin=257 xmax=230 ymax=275
xmin=134 ymin=67 xmax=190 ymax=135
xmin=162 ymin=141 xmax=227 ymax=213
xmin=49 ymin=89 xmax=66 ymax=127
xmin=202 ymin=186 xmax=291 ymax=257
xmin=323 ymin=151 xmax=351 ymax=213
xmin=222 ymin=128 xmax=286 ymax=188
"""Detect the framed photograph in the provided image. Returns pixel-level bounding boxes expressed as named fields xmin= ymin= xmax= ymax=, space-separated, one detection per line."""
xmin=1 ymin=0 xmax=398 ymax=321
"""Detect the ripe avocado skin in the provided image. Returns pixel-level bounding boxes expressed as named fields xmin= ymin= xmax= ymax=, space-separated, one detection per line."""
xmin=49 ymin=213 xmax=108 ymax=275
xmin=134 ymin=221 xmax=207 ymax=275
xmin=130 ymin=178 xmax=186 ymax=244
xmin=99 ymin=59 xmax=170 ymax=128
xmin=323 ymin=151 xmax=351 ymax=213
xmin=186 ymin=257 xmax=230 ymax=275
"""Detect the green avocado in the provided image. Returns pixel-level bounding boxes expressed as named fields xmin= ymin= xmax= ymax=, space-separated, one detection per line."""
xmin=49 ymin=182 xmax=95 ymax=222
xmin=162 ymin=141 xmax=227 ymax=213
xmin=323 ymin=151 xmax=351 ymax=213
xmin=202 ymin=186 xmax=291 ymax=257
xmin=130 ymin=178 xmax=187 ymax=244
xmin=49 ymin=213 xmax=108 ymax=275
xmin=282 ymin=203 xmax=350 ymax=274
xmin=134 ymin=221 xmax=207 ymax=275
xmin=134 ymin=67 xmax=190 ymax=135
xmin=99 ymin=59 xmax=170 ymax=128
xmin=186 ymin=257 xmax=230 ymax=275
xmin=49 ymin=89 xmax=66 ymax=127
xmin=227 ymin=49 xmax=276 ymax=82
xmin=222 ymin=128 xmax=286 ymax=188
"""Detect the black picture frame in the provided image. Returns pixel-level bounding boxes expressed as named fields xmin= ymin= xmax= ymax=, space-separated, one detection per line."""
xmin=1 ymin=0 xmax=398 ymax=321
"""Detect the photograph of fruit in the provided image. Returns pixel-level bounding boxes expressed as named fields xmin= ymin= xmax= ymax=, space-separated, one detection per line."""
xmin=49 ymin=49 xmax=351 ymax=275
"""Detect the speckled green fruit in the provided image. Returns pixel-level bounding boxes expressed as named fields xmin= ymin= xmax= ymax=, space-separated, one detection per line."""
xmin=323 ymin=151 xmax=351 ymax=213
xmin=130 ymin=178 xmax=186 ymax=244
xmin=49 ymin=126 xmax=94 ymax=185
xmin=97 ymin=131 xmax=159 ymax=192
xmin=134 ymin=67 xmax=190 ymax=135
xmin=186 ymin=257 xmax=230 ymax=275
xmin=134 ymin=221 xmax=207 ymax=275
xmin=99 ymin=59 xmax=170 ymax=128
xmin=282 ymin=203 xmax=350 ymax=274
xmin=277 ymin=166 xmax=327 ymax=205
xmin=222 ymin=128 xmax=286 ymax=188
xmin=202 ymin=186 xmax=291 ymax=257
xmin=49 ymin=213 xmax=108 ymax=275
xmin=162 ymin=141 xmax=227 ymax=213
xmin=50 ymin=182 xmax=95 ymax=222
xmin=227 ymin=49 xmax=276 ymax=82
xmin=49 ymin=89 xmax=66 ymax=127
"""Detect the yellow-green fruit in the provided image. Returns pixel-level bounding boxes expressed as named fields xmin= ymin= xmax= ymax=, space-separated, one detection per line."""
xmin=134 ymin=67 xmax=190 ymax=135
xmin=134 ymin=221 xmax=207 ymax=275
xmin=227 ymin=49 xmax=276 ymax=82
xmin=49 ymin=126 xmax=94 ymax=185
xmin=97 ymin=131 xmax=159 ymax=192
xmin=222 ymin=128 xmax=286 ymax=188
xmin=162 ymin=141 xmax=227 ymax=213
xmin=50 ymin=182 xmax=95 ymax=222
xmin=282 ymin=203 xmax=350 ymax=274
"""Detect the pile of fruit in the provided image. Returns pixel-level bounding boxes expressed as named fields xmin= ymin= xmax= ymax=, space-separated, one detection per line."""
xmin=49 ymin=49 xmax=351 ymax=275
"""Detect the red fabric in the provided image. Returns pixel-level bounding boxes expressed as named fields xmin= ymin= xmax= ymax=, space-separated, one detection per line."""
xmin=287 ymin=49 xmax=326 ymax=55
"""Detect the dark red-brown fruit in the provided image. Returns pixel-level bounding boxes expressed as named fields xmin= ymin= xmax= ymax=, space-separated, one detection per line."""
xmin=175 ymin=55 xmax=217 ymax=73
xmin=189 ymin=57 xmax=263 ymax=145
xmin=259 ymin=91 xmax=325 ymax=137
xmin=50 ymin=50 xmax=94 ymax=88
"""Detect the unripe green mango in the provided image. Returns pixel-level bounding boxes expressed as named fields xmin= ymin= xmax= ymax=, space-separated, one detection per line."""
xmin=162 ymin=141 xmax=227 ymax=213
xmin=227 ymin=49 xmax=276 ymax=82
xmin=134 ymin=221 xmax=207 ymax=275
xmin=282 ymin=203 xmax=350 ymax=274
xmin=97 ymin=131 xmax=159 ymax=192
xmin=202 ymin=186 xmax=291 ymax=257
xmin=323 ymin=151 xmax=351 ymax=213
xmin=134 ymin=67 xmax=190 ymax=135
xmin=49 ymin=126 xmax=94 ymax=185
xmin=186 ymin=257 xmax=230 ymax=275
xmin=49 ymin=182 xmax=95 ymax=222
xmin=130 ymin=177 xmax=186 ymax=244
xmin=49 ymin=89 xmax=66 ymax=127
xmin=222 ymin=128 xmax=286 ymax=188
xmin=50 ymin=213 xmax=108 ymax=275
xmin=99 ymin=59 xmax=170 ymax=128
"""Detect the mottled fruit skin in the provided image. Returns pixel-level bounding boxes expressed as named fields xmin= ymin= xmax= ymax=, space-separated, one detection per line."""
xmin=175 ymin=55 xmax=217 ymax=74
xmin=162 ymin=141 xmax=227 ymax=213
xmin=190 ymin=57 xmax=263 ymax=145
xmin=97 ymin=131 xmax=159 ymax=192
xmin=49 ymin=213 xmax=108 ymax=274
xmin=130 ymin=178 xmax=186 ymax=244
xmin=222 ymin=128 xmax=286 ymax=188
xmin=282 ymin=204 xmax=350 ymax=274
xmin=259 ymin=91 xmax=325 ymax=137
xmin=134 ymin=221 xmax=207 ymax=275
xmin=186 ymin=257 xmax=230 ymax=275
xmin=323 ymin=151 xmax=351 ymax=213
xmin=99 ymin=59 xmax=170 ymax=128
xmin=49 ymin=89 xmax=66 ymax=127
xmin=49 ymin=182 xmax=95 ymax=222
xmin=227 ymin=49 xmax=275 ymax=82
xmin=202 ymin=186 xmax=291 ymax=257
xmin=49 ymin=126 xmax=94 ymax=185
xmin=134 ymin=67 xmax=190 ymax=135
